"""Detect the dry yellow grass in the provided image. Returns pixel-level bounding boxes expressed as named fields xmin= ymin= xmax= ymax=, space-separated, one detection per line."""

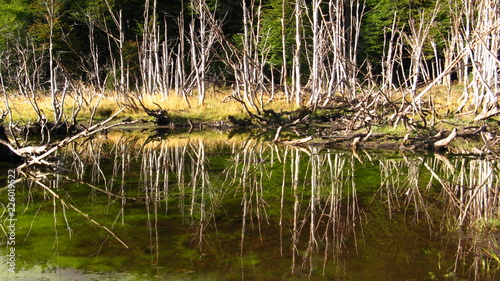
xmin=135 ymin=91 xmax=249 ymax=121
xmin=135 ymin=89 xmax=298 ymax=121
xmin=0 ymin=83 xmax=474 ymax=125
xmin=0 ymin=87 xmax=299 ymax=124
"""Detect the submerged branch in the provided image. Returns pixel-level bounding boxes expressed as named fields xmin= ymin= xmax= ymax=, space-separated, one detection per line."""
xmin=58 ymin=174 xmax=139 ymax=202
xmin=19 ymin=170 xmax=129 ymax=249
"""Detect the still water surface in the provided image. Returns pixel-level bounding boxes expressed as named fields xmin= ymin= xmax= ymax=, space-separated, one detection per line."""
xmin=1 ymin=129 xmax=500 ymax=280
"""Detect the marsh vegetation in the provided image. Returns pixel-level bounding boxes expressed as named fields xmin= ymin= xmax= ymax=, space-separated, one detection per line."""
xmin=0 ymin=0 xmax=500 ymax=279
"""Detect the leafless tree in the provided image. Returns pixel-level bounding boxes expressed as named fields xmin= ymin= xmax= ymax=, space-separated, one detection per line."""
xmin=292 ymin=0 xmax=303 ymax=107
xmin=189 ymin=0 xmax=217 ymax=105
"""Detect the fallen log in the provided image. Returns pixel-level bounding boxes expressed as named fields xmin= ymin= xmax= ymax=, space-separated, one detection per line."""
xmin=434 ymin=128 xmax=458 ymax=148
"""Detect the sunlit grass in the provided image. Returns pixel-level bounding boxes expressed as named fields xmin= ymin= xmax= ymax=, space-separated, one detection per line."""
xmin=372 ymin=123 xmax=408 ymax=136
xmin=1 ymin=87 xmax=300 ymax=124
xmin=390 ymin=83 xmax=473 ymax=117
xmin=0 ymin=83 xmax=480 ymax=126
xmin=135 ymin=89 xmax=299 ymax=122
xmin=425 ymin=84 xmax=469 ymax=113
xmin=137 ymin=91 xmax=249 ymax=121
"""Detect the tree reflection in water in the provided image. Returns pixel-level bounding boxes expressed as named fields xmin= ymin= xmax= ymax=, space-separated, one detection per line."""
xmin=2 ymin=131 xmax=500 ymax=280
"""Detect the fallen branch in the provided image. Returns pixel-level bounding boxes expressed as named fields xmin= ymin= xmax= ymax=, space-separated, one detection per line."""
xmin=280 ymin=136 xmax=313 ymax=145
xmin=17 ymin=108 xmax=129 ymax=169
xmin=434 ymin=128 xmax=457 ymax=148
xmin=351 ymin=137 xmax=361 ymax=149
xmin=0 ymin=138 xmax=48 ymax=159
xmin=362 ymin=130 xmax=373 ymax=142
xmin=273 ymin=126 xmax=283 ymax=143
xmin=474 ymin=107 xmax=500 ymax=121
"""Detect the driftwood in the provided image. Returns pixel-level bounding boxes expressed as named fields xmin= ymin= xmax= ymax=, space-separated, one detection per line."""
xmin=0 ymin=109 xmax=133 ymax=250
xmin=351 ymin=137 xmax=361 ymax=148
xmin=0 ymin=137 xmax=47 ymax=163
xmin=0 ymin=126 xmax=50 ymax=163
xmin=0 ymin=108 xmax=130 ymax=164
xmin=474 ymin=107 xmax=500 ymax=121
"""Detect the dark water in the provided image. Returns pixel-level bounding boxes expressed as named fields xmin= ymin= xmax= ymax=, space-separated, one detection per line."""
xmin=1 ymin=130 xmax=500 ymax=280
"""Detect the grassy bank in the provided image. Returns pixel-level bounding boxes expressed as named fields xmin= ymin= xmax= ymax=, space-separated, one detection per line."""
xmin=0 ymin=83 xmax=495 ymax=140
xmin=1 ymin=89 xmax=299 ymax=124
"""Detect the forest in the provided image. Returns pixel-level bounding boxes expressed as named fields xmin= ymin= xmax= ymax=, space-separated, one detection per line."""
xmin=0 ymin=0 xmax=498 ymax=148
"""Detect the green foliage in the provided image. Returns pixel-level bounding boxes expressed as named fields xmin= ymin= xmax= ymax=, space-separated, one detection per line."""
xmin=259 ymin=0 xmax=294 ymax=67
xmin=359 ymin=0 xmax=449 ymax=62
xmin=0 ymin=0 xmax=33 ymax=48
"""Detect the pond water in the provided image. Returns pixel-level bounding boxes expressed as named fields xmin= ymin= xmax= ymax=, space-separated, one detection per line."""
xmin=1 ymin=129 xmax=500 ymax=280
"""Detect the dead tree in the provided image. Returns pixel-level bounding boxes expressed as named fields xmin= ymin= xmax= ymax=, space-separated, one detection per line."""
xmin=189 ymin=0 xmax=216 ymax=105
xmin=102 ymin=0 xmax=126 ymax=94
xmin=467 ymin=0 xmax=500 ymax=120
xmin=293 ymin=0 xmax=303 ymax=107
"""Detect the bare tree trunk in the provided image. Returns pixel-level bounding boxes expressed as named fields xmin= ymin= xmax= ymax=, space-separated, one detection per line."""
xmin=84 ymin=12 xmax=103 ymax=91
xmin=46 ymin=0 xmax=61 ymax=125
xmin=403 ymin=5 xmax=438 ymax=119
xmin=293 ymin=0 xmax=302 ymax=107
xmin=281 ymin=1 xmax=289 ymax=103
xmin=103 ymin=0 xmax=126 ymax=94
xmin=188 ymin=0 xmax=217 ymax=105
xmin=469 ymin=0 xmax=500 ymax=119
xmin=160 ymin=20 xmax=171 ymax=98
xmin=307 ymin=0 xmax=322 ymax=110
xmin=450 ymin=0 xmax=469 ymax=112
xmin=196 ymin=0 xmax=206 ymax=105
xmin=241 ymin=0 xmax=256 ymax=110
xmin=140 ymin=0 xmax=153 ymax=95
xmin=175 ymin=9 xmax=190 ymax=106
xmin=381 ymin=12 xmax=400 ymax=92
xmin=14 ymin=38 xmax=44 ymax=122
xmin=346 ymin=0 xmax=364 ymax=99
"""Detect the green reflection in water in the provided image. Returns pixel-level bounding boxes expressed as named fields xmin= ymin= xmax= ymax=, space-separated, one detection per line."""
xmin=0 ymin=130 xmax=499 ymax=280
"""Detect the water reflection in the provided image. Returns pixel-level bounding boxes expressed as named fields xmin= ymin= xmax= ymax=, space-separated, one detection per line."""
xmin=1 ymin=131 xmax=500 ymax=280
